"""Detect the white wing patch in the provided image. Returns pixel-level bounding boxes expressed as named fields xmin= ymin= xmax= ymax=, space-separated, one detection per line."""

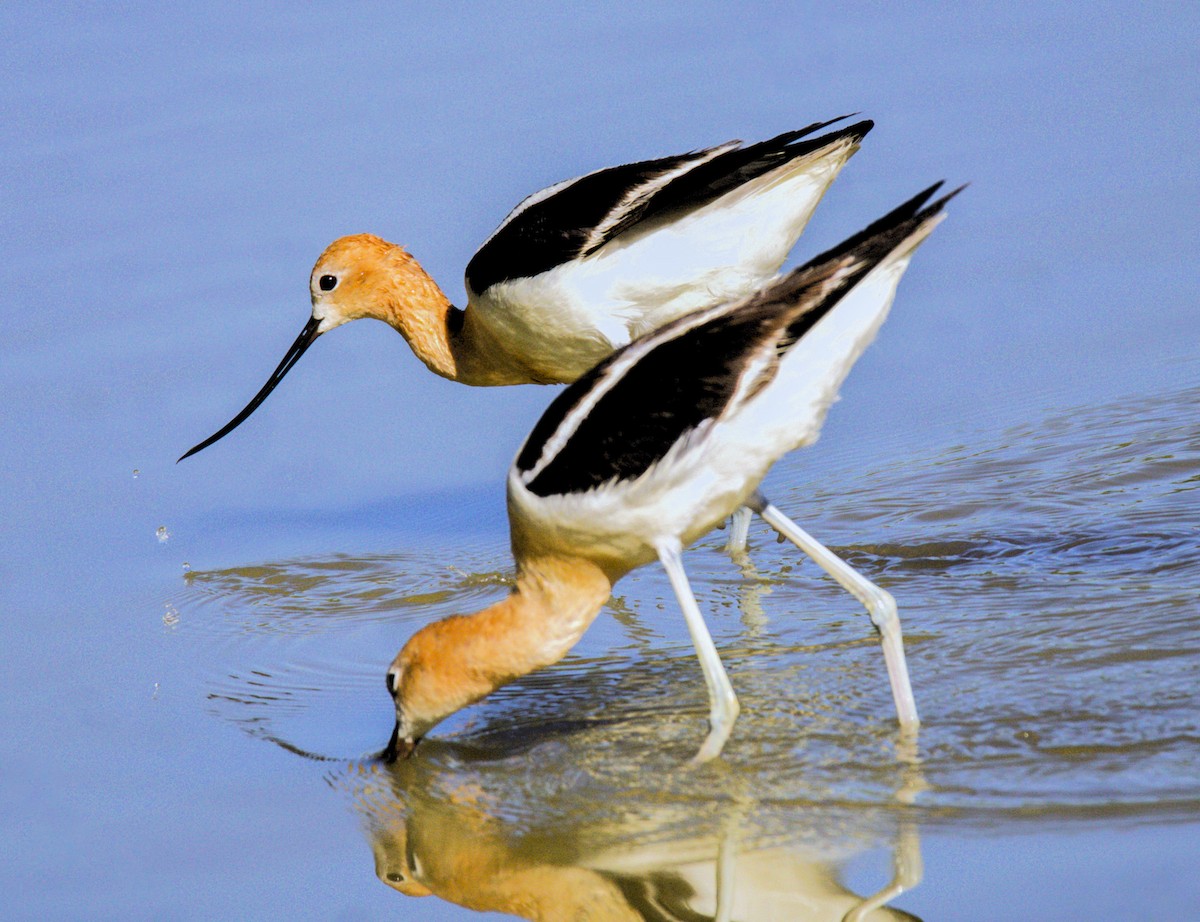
xmin=578 ymin=141 xmax=741 ymax=256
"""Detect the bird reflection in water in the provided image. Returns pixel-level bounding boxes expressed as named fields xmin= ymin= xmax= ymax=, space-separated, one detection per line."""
xmin=337 ymin=740 xmax=925 ymax=921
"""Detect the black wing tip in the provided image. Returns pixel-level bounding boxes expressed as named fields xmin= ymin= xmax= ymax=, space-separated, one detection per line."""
xmin=846 ymin=117 xmax=874 ymax=140
xmin=895 ymin=179 xmax=968 ymax=227
xmin=926 ymin=181 xmax=969 ymax=213
xmin=800 ymin=117 xmax=874 ymax=147
xmin=687 ymin=113 xmax=872 ymax=162
xmin=813 ymin=112 xmax=873 ymax=141
xmin=751 ymin=180 xmax=963 ymax=312
xmin=803 ymin=179 xmax=966 ymax=269
xmin=763 ymin=114 xmax=874 ymax=153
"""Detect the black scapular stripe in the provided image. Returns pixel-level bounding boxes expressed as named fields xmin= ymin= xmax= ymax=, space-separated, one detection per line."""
xmin=464 ymin=152 xmax=701 ymax=296
xmin=517 ymin=308 xmax=775 ymax=497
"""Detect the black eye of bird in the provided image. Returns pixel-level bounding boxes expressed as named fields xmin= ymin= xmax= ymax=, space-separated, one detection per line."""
xmin=386 ymin=670 xmax=398 ymax=695
xmin=319 ymin=274 xmax=337 ymax=291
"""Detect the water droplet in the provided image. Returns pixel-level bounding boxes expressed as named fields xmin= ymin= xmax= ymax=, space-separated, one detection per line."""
xmin=132 ymin=469 xmax=140 ymax=479
xmin=181 ymin=562 xmax=191 ymax=573
xmin=156 ymin=525 xmax=170 ymax=543
xmin=152 ymin=682 xmax=160 ymax=700
xmin=163 ymin=602 xmax=180 ymax=628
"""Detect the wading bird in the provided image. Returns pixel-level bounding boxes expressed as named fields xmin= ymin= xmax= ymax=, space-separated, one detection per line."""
xmin=384 ymin=183 xmax=958 ymax=763
xmin=179 ymin=116 xmax=872 ymax=463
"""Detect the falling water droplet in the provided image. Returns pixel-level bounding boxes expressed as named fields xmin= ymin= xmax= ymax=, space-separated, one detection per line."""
xmin=156 ymin=526 xmax=170 ymax=543
xmin=152 ymin=682 xmax=160 ymax=700
xmin=132 ymin=469 xmax=140 ymax=479
xmin=181 ymin=562 xmax=191 ymax=573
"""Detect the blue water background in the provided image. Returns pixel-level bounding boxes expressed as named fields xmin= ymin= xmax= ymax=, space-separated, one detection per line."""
xmin=2 ymin=3 xmax=1197 ymax=919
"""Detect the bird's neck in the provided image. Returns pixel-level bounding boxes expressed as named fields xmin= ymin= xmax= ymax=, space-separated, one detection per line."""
xmin=373 ymin=255 xmax=461 ymax=380
xmin=377 ymin=250 xmax=537 ymax=386
xmin=398 ymin=556 xmax=612 ymax=730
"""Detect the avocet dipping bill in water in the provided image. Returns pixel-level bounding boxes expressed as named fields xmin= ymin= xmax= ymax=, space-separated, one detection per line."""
xmin=179 ymin=116 xmax=873 ymax=462
xmin=384 ymin=182 xmax=960 ymax=763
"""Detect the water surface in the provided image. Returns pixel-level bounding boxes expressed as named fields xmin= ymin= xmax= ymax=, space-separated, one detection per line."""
xmin=181 ymin=377 xmax=1200 ymax=917
xmin=2 ymin=3 xmax=1197 ymax=919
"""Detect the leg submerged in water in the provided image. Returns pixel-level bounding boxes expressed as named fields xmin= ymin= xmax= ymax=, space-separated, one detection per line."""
xmin=656 ymin=536 xmax=742 ymax=762
xmin=725 ymin=506 xmax=753 ymax=556
xmin=749 ymin=492 xmax=919 ymax=728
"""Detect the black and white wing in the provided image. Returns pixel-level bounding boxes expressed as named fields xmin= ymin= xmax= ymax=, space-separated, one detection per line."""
xmin=514 ymin=182 xmax=961 ymax=499
xmin=465 ymin=115 xmax=872 ymax=297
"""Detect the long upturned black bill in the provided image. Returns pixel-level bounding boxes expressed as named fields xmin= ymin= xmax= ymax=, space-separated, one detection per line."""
xmin=178 ymin=316 xmax=322 ymax=462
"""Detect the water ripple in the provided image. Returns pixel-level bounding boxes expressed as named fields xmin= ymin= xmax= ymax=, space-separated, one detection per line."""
xmin=181 ymin=380 xmax=1200 ymax=824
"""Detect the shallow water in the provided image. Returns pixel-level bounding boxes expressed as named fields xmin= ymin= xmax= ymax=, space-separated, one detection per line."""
xmin=4 ymin=4 xmax=1198 ymax=920
xmin=190 ymin=379 xmax=1200 ymax=809
xmin=168 ymin=378 xmax=1200 ymax=917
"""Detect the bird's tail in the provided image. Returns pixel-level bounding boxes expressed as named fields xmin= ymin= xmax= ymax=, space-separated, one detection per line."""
xmin=730 ymin=182 xmax=963 ymax=451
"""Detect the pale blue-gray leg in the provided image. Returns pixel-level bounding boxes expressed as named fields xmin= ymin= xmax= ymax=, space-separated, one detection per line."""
xmin=725 ymin=506 xmax=753 ymax=555
xmin=656 ymin=537 xmax=741 ymax=762
xmin=749 ymin=492 xmax=919 ymax=728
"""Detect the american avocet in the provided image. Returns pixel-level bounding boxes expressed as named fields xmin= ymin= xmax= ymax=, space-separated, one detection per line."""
xmin=384 ymin=183 xmax=959 ymax=762
xmin=178 ymin=116 xmax=872 ymax=462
